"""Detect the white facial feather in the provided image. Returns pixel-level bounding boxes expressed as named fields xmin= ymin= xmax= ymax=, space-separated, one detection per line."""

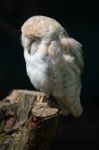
xmin=21 ymin=16 xmax=84 ymax=117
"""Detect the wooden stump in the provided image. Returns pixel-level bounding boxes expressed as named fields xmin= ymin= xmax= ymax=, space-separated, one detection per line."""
xmin=0 ymin=90 xmax=59 ymax=150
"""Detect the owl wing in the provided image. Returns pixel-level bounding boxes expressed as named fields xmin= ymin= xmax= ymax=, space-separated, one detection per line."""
xmin=61 ymin=37 xmax=84 ymax=72
xmin=54 ymin=37 xmax=84 ymax=117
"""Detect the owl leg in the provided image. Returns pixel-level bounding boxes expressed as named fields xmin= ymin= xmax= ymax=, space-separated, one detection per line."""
xmin=36 ymin=95 xmax=48 ymax=107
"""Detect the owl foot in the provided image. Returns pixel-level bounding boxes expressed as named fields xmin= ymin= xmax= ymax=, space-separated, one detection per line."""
xmin=35 ymin=95 xmax=48 ymax=108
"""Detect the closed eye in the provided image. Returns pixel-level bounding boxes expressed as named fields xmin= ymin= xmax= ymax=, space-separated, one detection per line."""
xmin=28 ymin=37 xmax=40 ymax=54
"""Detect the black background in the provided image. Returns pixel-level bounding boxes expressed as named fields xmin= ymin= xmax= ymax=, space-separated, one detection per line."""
xmin=0 ymin=0 xmax=99 ymax=149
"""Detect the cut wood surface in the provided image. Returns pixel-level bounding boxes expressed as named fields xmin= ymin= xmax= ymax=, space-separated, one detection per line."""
xmin=0 ymin=89 xmax=59 ymax=150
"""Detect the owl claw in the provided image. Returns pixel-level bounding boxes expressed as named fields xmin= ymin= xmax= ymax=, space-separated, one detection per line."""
xmin=36 ymin=95 xmax=48 ymax=107
xmin=36 ymin=95 xmax=43 ymax=102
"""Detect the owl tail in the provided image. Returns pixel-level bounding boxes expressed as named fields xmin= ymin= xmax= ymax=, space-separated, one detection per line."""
xmin=55 ymin=96 xmax=83 ymax=117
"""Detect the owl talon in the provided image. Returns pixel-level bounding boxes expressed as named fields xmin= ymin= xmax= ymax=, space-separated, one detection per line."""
xmin=36 ymin=95 xmax=48 ymax=107
xmin=36 ymin=102 xmax=48 ymax=108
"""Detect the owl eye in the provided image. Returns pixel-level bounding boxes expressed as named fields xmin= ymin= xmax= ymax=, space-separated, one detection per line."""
xmin=28 ymin=37 xmax=40 ymax=54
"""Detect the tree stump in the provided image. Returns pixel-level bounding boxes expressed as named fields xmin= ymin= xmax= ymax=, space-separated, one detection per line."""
xmin=0 ymin=90 xmax=59 ymax=150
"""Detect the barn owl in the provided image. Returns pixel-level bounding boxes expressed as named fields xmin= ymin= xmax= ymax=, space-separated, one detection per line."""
xmin=21 ymin=16 xmax=84 ymax=117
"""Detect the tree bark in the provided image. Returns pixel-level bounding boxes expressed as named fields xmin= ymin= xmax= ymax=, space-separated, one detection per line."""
xmin=0 ymin=90 xmax=59 ymax=150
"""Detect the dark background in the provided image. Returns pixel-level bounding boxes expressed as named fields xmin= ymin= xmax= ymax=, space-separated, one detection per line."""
xmin=0 ymin=0 xmax=99 ymax=149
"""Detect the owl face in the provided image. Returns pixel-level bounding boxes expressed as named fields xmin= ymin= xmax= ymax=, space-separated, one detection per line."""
xmin=21 ymin=16 xmax=68 ymax=59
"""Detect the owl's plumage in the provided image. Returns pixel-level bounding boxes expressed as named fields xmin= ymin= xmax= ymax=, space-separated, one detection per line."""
xmin=21 ymin=16 xmax=84 ymax=117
